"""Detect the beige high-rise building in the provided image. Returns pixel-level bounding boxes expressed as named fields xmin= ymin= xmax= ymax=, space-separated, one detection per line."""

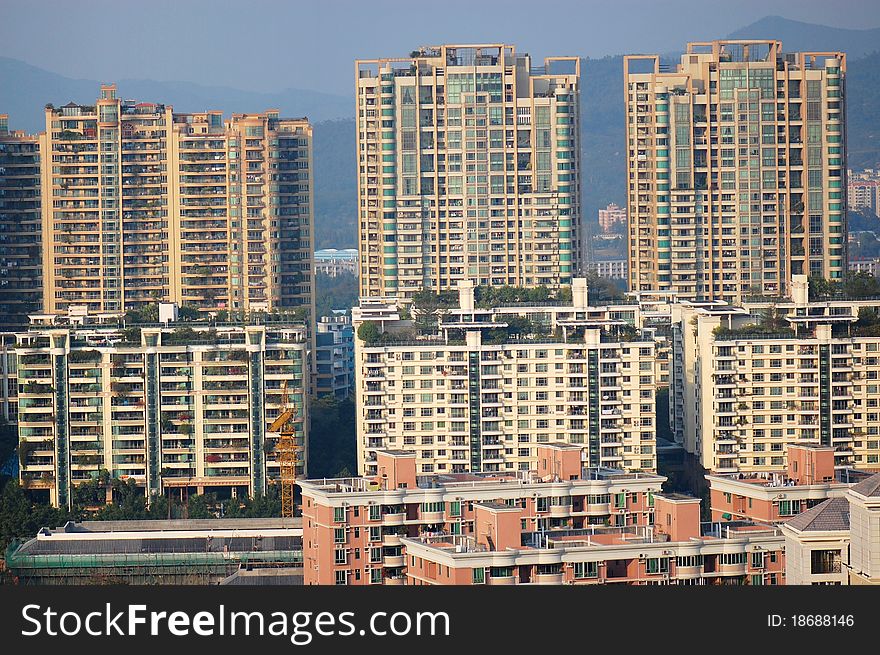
xmin=625 ymin=40 xmax=846 ymax=302
xmin=0 ymin=115 xmax=42 ymax=329
xmin=356 ymin=44 xmax=580 ymax=300
xmin=40 ymin=85 xmax=314 ymax=319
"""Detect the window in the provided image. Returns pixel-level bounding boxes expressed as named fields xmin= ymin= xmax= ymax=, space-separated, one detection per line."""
xmin=810 ymin=549 xmax=842 ymax=574
xmin=334 ymin=528 xmax=345 ymax=544
xmin=334 ymin=507 xmax=346 ymax=523
xmin=369 ymin=505 xmax=381 ymax=521
xmin=334 ymin=549 xmax=347 ymax=565
xmin=449 ymin=501 xmax=461 ymax=517
xmin=614 ymin=493 xmax=626 ymax=509
xmin=573 ymin=561 xmax=598 ymax=579
xmin=472 ymin=568 xmax=485 ymax=584
xmin=335 ymin=570 xmax=347 ymax=585
xmin=646 ymin=558 xmax=669 ymax=574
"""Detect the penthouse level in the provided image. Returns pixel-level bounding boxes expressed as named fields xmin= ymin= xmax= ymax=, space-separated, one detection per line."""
xmin=300 ymin=446 xmax=666 ymax=585
xmin=401 ymin=492 xmax=785 ymax=585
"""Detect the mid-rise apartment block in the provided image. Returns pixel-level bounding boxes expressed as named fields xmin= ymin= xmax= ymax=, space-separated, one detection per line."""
xmin=300 ymin=446 xmax=666 ymax=585
xmin=672 ymin=277 xmax=880 ymax=476
xmin=16 ymin=321 xmax=308 ymax=508
xmin=356 ymin=44 xmax=580 ymax=299
xmin=0 ymin=115 xmax=42 ymax=329
xmin=41 ymin=85 xmax=314 ymax=319
xmin=352 ymin=280 xmax=659 ymax=476
xmin=625 ymin=40 xmax=846 ymax=302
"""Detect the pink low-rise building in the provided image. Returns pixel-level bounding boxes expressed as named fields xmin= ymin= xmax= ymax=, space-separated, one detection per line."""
xmin=707 ymin=445 xmax=872 ymax=524
xmin=401 ymin=492 xmax=786 ymax=585
xmin=300 ymin=445 xmax=666 ymax=585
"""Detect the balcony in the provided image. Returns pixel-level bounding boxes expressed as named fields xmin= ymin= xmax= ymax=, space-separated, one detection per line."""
xmin=382 ymin=533 xmax=402 ymax=547
xmin=383 ymin=554 xmax=406 ymax=568
xmin=532 ymin=572 xmax=564 ymax=585
xmin=382 ymin=512 xmax=406 ymax=526
xmin=487 ymin=576 xmax=517 ymax=586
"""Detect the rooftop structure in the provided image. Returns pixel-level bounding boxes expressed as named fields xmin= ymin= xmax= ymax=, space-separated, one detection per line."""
xmin=5 ymin=518 xmax=302 ymax=585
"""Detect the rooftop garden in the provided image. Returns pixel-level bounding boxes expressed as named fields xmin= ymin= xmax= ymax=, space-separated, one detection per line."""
xmin=809 ymin=272 xmax=880 ymax=301
xmin=712 ymin=308 xmax=795 ymax=340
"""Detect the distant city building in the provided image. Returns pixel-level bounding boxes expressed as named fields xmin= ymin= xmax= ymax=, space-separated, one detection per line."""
xmin=0 ymin=115 xmax=42 ymax=330
xmin=356 ymin=44 xmax=581 ymax=300
xmin=597 ymin=202 xmax=626 ymax=234
xmin=625 ymin=41 xmax=847 ymax=302
xmin=40 ymin=85 xmax=314 ymax=319
xmin=585 ymin=259 xmax=628 ymax=280
xmin=300 ymin=446 xmax=667 ymax=585
xmin=316 ymin=313 xmax=355 ymax=398
xmin=315 ymin=248 xmax=359 ymax=277
xmin=352 ymin=279 xmax=659 ymax=477
xmin=848 ymin=169 xmax=880 ymax=217
xmin=16 ymin=321 xmax=309 ymax=508
xmin=848 ymin=257 xmax=880 ymax=277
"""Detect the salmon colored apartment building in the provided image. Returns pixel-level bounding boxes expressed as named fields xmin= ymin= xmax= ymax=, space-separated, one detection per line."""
xmin=301 ymin=444 xmax=785 ymax=585
xmin=707 ymin=444 xmax=873 ymax=524
xmin=300 ymin=444 xmax=665 ymax=585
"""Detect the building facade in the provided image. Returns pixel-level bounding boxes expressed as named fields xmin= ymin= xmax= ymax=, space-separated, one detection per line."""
xmin=356 ymin=44 xmax=581 ymax=300
xmin=781 ymin=472 xmax=880 ymax=585
xmin=706 ymin=444 xmax=867 ymax=523
xmin=40 ymin=85 xmax=314 ymax=319
xmin=16 ymin=323 xmax=308 ymax=507
xmin=672 ymin=287 xmax=880 ymax=476
xmin=315 ymin=313 xmax=355 ymax=398
xmin=598 ymin=202 xmax=626 ymax=234
xmin=584 ymin=259 xmax=628 ymax=280
xmin=625 ymin=40 xmax=846 ymax=302
xmin=0 ymin=115 xmax=42 ymax=330
xmin=314 ymin=248 xmax=358 ymax=277
xmin=402 ymin=493 xmax=786 ymax=586
xmin=353 ymin=280 xmax=658 ymax=476
xmin=300 ymin=446 xmax=666 ymax=585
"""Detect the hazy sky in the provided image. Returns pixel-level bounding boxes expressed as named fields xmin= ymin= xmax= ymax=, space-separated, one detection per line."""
xmin=2 ymin=0 xmax=879 ymax=96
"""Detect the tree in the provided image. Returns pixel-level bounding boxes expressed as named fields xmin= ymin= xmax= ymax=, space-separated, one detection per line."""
xmin=357 ymin=321 xmax=381 ymax=344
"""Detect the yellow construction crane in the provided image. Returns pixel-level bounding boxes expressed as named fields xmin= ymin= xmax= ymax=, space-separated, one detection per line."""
xmin=268 ymin=380 xmax=300 ymax=519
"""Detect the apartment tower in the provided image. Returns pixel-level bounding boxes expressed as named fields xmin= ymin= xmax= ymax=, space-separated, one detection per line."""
xmin=0 ymin=115 xmax=42 ymax=329
xmin=41 ymin=85 xmax=314 ymax=319
xmin=356 ymin=44 xmax=580 ymax=300
xmin=625 ymin=41 xmax=846 ymax=302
